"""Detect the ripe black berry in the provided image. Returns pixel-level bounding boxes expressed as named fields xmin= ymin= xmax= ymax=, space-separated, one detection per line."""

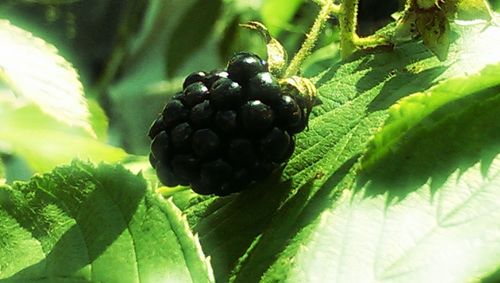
xmin=151 ymin=131 xmax=170 ymax=162
xmin=192 ymin=129 xmax=221 ymax=159
xmin=201 ymin=159 xmax=233 ymax=186
xmin=190 ymin=100 xmax=214 ymax=128
xmin=156 ymin=161 xmax=184 ymax=187
xmin=248 ymin=72 xmax=281 ymax=105
xmin=204 ymin=70 xmax=229 ymax=89
xmin=171 ymin=155 xmax=200 ymax=182
xmin=210 ymin=78 xmax=243 ymax=109
xmin=260 ymin=127 xmax=291 ymax=162
xmin=275 ymin=95 xmax=302 ymax=130
xmin=148 ymin=116 xmax=165 ymax=139
xmin=228 ymin=138 xmax=256 ymax=167
xmin=181 ymin=82 xmax=209 ymax=107
xmin=240 ymin=100 xmax=275 ymax=134
xmin=183 ymin=71 xmax=206 ymax=89
xmin=215 ymin=110 xmax=238 ymax=134
xmin=227 ymin=52 xmax=267 ymax=85
xmin=148 ymin=51 xmax=314 ymax=195
xmin=171 ymin=122 xmax=192 ymax=150
xmin=162 ymin=99 xmax=189 ymax=129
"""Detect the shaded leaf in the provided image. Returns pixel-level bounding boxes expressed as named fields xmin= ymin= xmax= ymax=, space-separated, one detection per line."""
xmin=166 ymin=0 xmax=223 ymax=76
xmin=0 ymin=161 xmax=214 ymax=283
xmin=261 ymin=0 xmax=303 ymax=36
xmin=16 ymin=0 xmax=80 ymax=4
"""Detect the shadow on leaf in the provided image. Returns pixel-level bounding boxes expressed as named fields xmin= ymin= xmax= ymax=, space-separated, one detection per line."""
xmin=357 ymin=86 xmax=500 ymax=202
xmin=367 ymin=65 xmax=447 ymax=112
xmin=1 ymin=163 xmax=146 ymax=282
xmin=229 ymin=155 xmax=359 ymax=283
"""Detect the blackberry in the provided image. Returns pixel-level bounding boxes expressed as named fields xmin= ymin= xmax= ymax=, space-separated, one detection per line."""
xmin=148 ymin=52 xmax=312 ymax=196
xmin=183 ymin=71 xmax=206 ymax=89
xmin=239 ymin=100 xmax=275 ymax=134
xmin=247 ymin=72 xmax=281 ymax=105
xmin=227 ymin=52 xmax=268 ymax=85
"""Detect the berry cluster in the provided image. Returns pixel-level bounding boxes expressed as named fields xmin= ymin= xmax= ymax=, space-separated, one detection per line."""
xmin=148 ymin=52 xmax=310 ymax=196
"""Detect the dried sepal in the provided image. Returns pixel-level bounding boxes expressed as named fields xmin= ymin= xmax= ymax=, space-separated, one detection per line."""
xmin=240 ymin=21 xmax=288 ymax=78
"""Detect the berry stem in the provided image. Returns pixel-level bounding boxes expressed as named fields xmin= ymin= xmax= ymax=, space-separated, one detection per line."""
xmin=157 ymin=185 xmax=191 ymax=196
xmin=338 ymin=0 xmax=392 ymax=58
xmin=284 ymin=1 xmax=340 ymax=77
xmin=338 ymin=0 xmax=359 ymax=59
xmin=481 ymin=0 xmax=499 ymax=26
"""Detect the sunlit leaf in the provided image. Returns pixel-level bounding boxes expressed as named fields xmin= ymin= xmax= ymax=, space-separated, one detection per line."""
xmin=0 ymin=159 xmax=5 ymax=185
xmin=87 ymin=98 xmax=109 ymax=142
xmin=362 ymin=62 xmax=500 ymax=170
xmin=285 ymin=153 xmax=500 ymax=283
xmin=0 ymin=19 xmax=94 ymax=136
xmin=0 ymin=98 xmax=126 ymax=172
xmin=0 ymin=161 xmax=214 ymax=283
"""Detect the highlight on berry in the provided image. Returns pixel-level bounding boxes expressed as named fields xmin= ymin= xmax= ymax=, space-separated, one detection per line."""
xmin=148 ymin=52 xmax=314 ymax=196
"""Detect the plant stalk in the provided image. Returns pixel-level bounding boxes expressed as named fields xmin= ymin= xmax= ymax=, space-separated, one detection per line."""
xmin=338 ymin=0 xmax=359 ymax=59
xmin=157 ymin=186 xmax=190 ymax=196
xmin=284 ymin=1 xmax=340 ymax=77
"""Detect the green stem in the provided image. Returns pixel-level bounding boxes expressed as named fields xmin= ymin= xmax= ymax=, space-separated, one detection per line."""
xmin=284 ymin=1 xmax=340 ymax=77
xmin=157 ymin=186 xmax=190 ymax=196
xmin=482 ymin=0 xmax=499 ymax=26
xmin=353 ymin=34 xmax=391 ymax=47
xmin=338 ymin=0 xmax=359 ymax=59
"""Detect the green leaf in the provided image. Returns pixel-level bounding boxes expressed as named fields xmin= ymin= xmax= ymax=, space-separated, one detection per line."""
xmin=362 ymin=62 xmax=500 ymax=171
xmin=260 ymin=0 xmax=303 ymax=36
xmin=0 ymin=159 xmax=5 ymax=185
xmin=0 ymin=161 xmax=214 ymax=283
xmin=281 ymin=153 xmax=500 ymax=283
xmin=183 ymin=22 xmax=500 ymax=283
xmin=441 ymin=0 xmax=495 ymax=20
xmin=166 ymin=0 xmax=223 ymax=76
xmin=415 ymin=8 xmax=450 ymax=61
xmin=0 ymin=19 xmax=94 ymax=137
xmin=0 ymin=99 xmax=126 ymax=173
xmin=87 ymin=98 xmax=109 ymax=142
xmin=16 ymin=0 xmax=80 ymax=4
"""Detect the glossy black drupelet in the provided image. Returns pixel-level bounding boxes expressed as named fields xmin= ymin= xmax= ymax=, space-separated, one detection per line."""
xmin=148 ymin=52 xmax=311 ymax=196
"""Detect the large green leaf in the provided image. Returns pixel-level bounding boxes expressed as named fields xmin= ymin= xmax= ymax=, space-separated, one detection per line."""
xmin=0 ymin=161 xmax=214 ymax=283
xmin=280 ymin=153 xmax=500 ymax=283
xmin=362 ymin=62 xmax=500 ymax=171
xmin=178 ymin=22 xmax=500 ymax=282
